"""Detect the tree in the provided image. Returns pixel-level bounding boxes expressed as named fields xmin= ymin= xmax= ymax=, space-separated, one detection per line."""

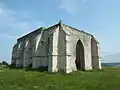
xmin=2 ymin=61 xmax=9 ymax=66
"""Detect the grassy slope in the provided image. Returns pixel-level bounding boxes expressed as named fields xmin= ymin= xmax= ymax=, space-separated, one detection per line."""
xmin=0 ymin=67 xmax=120 ymax=90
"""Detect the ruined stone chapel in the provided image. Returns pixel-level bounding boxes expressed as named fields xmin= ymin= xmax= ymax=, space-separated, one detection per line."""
xmin=11 ymin=21 xmax=102 ymax=73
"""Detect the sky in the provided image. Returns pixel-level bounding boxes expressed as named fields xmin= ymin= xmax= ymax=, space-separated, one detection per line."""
xmin=0 ymin=0 xmax=120 ymax=63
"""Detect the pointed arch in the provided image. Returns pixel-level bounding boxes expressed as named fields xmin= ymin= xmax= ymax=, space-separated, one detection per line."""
xmin=75 ymin=39 xmax=85 ymax=70
xmin=91 ymin=37 xmax=98 ymax=69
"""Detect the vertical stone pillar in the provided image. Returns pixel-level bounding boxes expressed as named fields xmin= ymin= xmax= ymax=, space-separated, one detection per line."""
xmin=96 ymin=43 xmax=102 ymax=69
xmin=84 ymin=36 xmax=92 ymax=70
xmin=66 ymin=35 xmax=72 ymax=73
xmin=11 ymin=44 xmax=18 ymax=66
xmin=23 ymin=41 xmax=27 ymax=67
xmin=91 ymin=36 xmax=102 ymax=70
xmin=23 ymin=40 xmax=30 ymax=68
xmin=48 ymin=26 xmax=59 ymax=72
xmin=16 ymin=42 xmax=24 ymax=67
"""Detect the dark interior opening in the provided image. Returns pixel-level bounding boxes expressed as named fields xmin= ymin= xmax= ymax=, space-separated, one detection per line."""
xmin=75 ymin=39 xmax=85 ymax=70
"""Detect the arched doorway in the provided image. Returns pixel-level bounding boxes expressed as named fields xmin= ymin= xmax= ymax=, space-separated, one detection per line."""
xmin=91 ymin=37 xmax=99 ymax=69
xmin=75 ymin=39 xmax=85 ymax=70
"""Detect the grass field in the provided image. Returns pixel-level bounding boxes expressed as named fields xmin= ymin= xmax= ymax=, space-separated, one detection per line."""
xmin=0 ymin=67 xmax=120 ymax=90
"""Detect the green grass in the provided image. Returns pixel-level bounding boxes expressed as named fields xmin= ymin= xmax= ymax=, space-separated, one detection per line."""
xmin=0 ymin=67 xmax=120 ymax=90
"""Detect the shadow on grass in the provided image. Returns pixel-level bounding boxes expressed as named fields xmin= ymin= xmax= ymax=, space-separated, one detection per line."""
xmin=24 ymin=66 xmax=48 ymax=72
xmin=7 ymin=64 xmax=104 ymax=75
xmin=84 ymin=69 xmax=104 ymax=72
xmin=8 ymin=64 xmax=48 ymax=73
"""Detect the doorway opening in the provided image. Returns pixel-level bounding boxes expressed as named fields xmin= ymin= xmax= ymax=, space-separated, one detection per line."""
xmin=75 ymin=39 xmax=85 ymax=70
xmin=91 ymin=37 xmax=98 ymax=69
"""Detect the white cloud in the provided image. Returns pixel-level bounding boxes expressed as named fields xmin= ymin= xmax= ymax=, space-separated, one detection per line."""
xmin=102 ymin=53 xmax=120 ymax=63
xmin=0 ymin=2 xmax=44 ymax=39
xmin=59 ymin=0 xmax=89 ymax=14
xmin=59 ymin=0 xmax=79 ymax=14
xmin=81 ymin=0 xmax=89 ymax=4
xmin=0 ymin=2 xmax=44 ymax=63
xmin=0 ymin=3 xmax=4 ymax=14
xmin=0 ymin=33 xmax=17 ymax=39
xmin=0 ymin=8 xmax=3 ymax=14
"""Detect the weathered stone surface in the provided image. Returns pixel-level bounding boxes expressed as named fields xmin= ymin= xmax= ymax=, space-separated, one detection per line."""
xmin=11 ymin=22 xmax=102 ymax=73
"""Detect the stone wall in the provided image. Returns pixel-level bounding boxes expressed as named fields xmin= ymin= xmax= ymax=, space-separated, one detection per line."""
xmin=91 ymin=37 xmax=102 ymax=69
xmin=57 ymin=25 xmax=66 ymax=72
xmin=62 ymin=24 xmax=93 ymax=73
xmin=32 ymin=30 xmax=48 ymax=68
xmin=12 ymin=28 xmax=44 ymax=68
xmin=11 ymin=22 xmax=101 ymax=73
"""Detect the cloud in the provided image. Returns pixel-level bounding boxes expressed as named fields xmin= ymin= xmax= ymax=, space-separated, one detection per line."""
xmin=0 ymin=2 xmax=44 ymax=39
xmin=59 ymin=0 xmax=79 ymax=14
xmin=102 ymin=53 xmax=120 ymax=63
xmin=0 ymin=2 xmax=44 ymax=63
xmin=0 ymin=8 xmax=3 ymax=14
xmin=82 ymin=0 xmax=89 ymax=4
xmin=59 ymin=0 xmax=88 ymax=14
xmin=0 ymin=33 xmax=17 ymax=39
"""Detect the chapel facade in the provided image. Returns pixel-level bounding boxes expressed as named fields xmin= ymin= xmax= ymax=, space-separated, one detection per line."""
xmin=11 ymin=22 xmax=102 ymax=73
